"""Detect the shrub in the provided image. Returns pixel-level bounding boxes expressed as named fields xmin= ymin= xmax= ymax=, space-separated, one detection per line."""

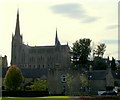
xmin=26 ymin=79 xmax=48 ymax=91
xmin=4 ymin=65 xmax=24 ymax=91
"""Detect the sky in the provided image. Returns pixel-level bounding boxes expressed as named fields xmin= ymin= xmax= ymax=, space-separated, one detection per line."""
xmin=0 ymin=0 xmax=119 ymax=66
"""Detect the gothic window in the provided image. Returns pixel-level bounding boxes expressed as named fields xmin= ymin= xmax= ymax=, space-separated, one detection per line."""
xmin=31 ymin=57 xmax=33 ymax=62
xmin=37 ymin=58 xmax=39 ymax=63
xmin=34 ymin=65 xmax=35 ymax=68
xmin=43 ymin=65 xmax=44 ymax=68
xmin=21 ymin=50 xmax=25 ymax=64
xmin=41 ymin=56 xmax=42 ymax=60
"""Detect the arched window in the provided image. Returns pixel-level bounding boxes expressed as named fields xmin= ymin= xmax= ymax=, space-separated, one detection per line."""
xmin=21 ymin=50 xmax=25 ymax=64
xmin=61 ymin=74 xmax=67 ymax=83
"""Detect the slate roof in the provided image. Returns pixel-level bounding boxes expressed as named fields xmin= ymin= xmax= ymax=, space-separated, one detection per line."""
xmin=30 ymin=45 xmax=68 ymax=49
xmin=2 ymin=67 xmax=120 ymax=80
xmin=21 ymin=68 xmax=47 ymax=78
xmin=2 ymin=67 xmax=47 ymax=78
xmin=84 ymin=70 xmax=120 ymax=80
xmin=84 ymin=70 xmax=107 ymax=80
xmin=112 ymin=71 xmax=120 ymax=79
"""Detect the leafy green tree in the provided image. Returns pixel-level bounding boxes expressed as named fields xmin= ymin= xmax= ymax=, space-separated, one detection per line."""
xmin=70 ymin=38 xmax=91 ymax=69
xmin=111 ymin=57 xmax=117 ymax=70
xmin=93 ymin=57 xmax=108 ymax=70
xmin=26 ymin=79 xmax=48 ymax=91
xmin=4 ymin=65 xmax=24 ymax=91
xmin=80 ymin=73 xmax=88 ymax=88
xmin=66 ymin=73 xmax=73 ymax=89
xmin=94 ymin=43 xmax=106 ymax=57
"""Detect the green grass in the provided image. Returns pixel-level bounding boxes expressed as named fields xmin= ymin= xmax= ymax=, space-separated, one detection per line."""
xmin=1 ymin=96 xmax=75 ymax=100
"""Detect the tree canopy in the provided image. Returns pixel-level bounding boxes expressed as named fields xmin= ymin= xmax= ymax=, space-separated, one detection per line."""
xmin=4 ymin=65 xmax=24 ymax=91
xmin=70 ymin=38 xmax=91 ymax=69
xmin=93 ymin=43 xmax=106 ymax=57
xmin=93 ymin=57 xmax=108 ymax=70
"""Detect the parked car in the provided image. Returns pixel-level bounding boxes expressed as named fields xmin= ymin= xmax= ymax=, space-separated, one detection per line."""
xmin=101 ymin=90 xmax=117 ymax=95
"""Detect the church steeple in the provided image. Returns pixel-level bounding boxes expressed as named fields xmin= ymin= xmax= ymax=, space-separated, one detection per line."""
xmin=15 ymin=9 xmax=20 ymax=36
xmin=55 ymin=28 xmax=61 ymax=46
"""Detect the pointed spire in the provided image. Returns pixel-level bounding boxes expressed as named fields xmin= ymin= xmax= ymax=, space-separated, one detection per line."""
xmin=67 ymin=42 xmax=68 ymax=46
xmin=55 ymin=28 xmax=60 ymax=46
xmin=15 ymin=9 xmax=20 ymax=36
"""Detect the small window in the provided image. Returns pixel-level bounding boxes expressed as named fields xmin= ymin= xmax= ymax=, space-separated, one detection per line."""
xmin=61 ymin=74 xmax=67 ymax=83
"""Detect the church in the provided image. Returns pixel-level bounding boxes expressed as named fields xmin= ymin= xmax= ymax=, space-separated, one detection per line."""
xmin=11 ymin=10 xmax=70 ymax=69
xmin=2 ymin=10 xmax=120 ymax=96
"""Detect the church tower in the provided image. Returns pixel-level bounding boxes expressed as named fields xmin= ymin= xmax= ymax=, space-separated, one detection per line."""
xmin=11 ymin=10 xmax=23 ymax=66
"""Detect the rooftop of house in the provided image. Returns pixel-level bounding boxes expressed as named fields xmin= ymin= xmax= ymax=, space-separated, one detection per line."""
xmin=2 ymin=67 xmax=47 ymax=78
xmin=2 ymin=67 xmax=120 ymax=80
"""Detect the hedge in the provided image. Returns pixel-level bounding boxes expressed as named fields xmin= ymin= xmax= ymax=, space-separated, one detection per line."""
xmin=2 ymin=91 xmax=49 ymax=97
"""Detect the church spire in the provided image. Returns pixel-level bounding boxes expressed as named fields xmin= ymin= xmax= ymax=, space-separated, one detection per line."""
xmin=15 ymin=9 xmax=20 ymax=36
xmin=55 ymin=28 xmax=60 ymax=46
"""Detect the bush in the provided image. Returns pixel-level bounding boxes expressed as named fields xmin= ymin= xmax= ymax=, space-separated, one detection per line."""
xmin=4 ymin=65 xmax=24 ymax=91
xmin=26 ymin=79 xmax=48 ymax=91
xmin=2 ymin=90 xmax=49 ymax=97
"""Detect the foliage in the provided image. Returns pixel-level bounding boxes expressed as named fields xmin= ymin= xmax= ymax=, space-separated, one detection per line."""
xmin=111 ymin=57 xmax=117 ymax=70
xmin=80 ymin=73 xmax=88 ymax=88
xmin=70 ymin=38 xmax=91 ymax=69
xmin=93 ymin=43 xmax=106 ymax=57
xmin=66 ymin=73 xmax=73 ymax=89
xmin=4 ymin=65 xmax=24 ymax=91
xmin=66 ymin=73 xmax=88 ymax=94
xmin=93 ymin=57 xmax=108 ymax=70
xmin=116 ymin=65 xmax=120 ymax=70
xmin=26 ymin=79 xmax=48 ymax=91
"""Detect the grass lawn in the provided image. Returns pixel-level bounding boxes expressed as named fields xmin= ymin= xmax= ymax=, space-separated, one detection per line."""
xmin=1 ymin=96 xmax=76 ymax=100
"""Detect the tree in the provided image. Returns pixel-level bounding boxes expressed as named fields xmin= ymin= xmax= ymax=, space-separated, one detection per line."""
xmin=4 ymin=65 xmax=24 ymax=91
xmin=80 ymin=73 xmax=88 ymax=90
xmin=94 ymin=43 xmax=106 ymax=57
xmin=70 ymin=38 xmax=91 ymax=69
xmin=93 ymin=57 xmax=108 ymax=70
xmin=111 ymin=57 xmax=117 ymax=70
xmin=26 ymin=79 xmax=48 ymax=91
